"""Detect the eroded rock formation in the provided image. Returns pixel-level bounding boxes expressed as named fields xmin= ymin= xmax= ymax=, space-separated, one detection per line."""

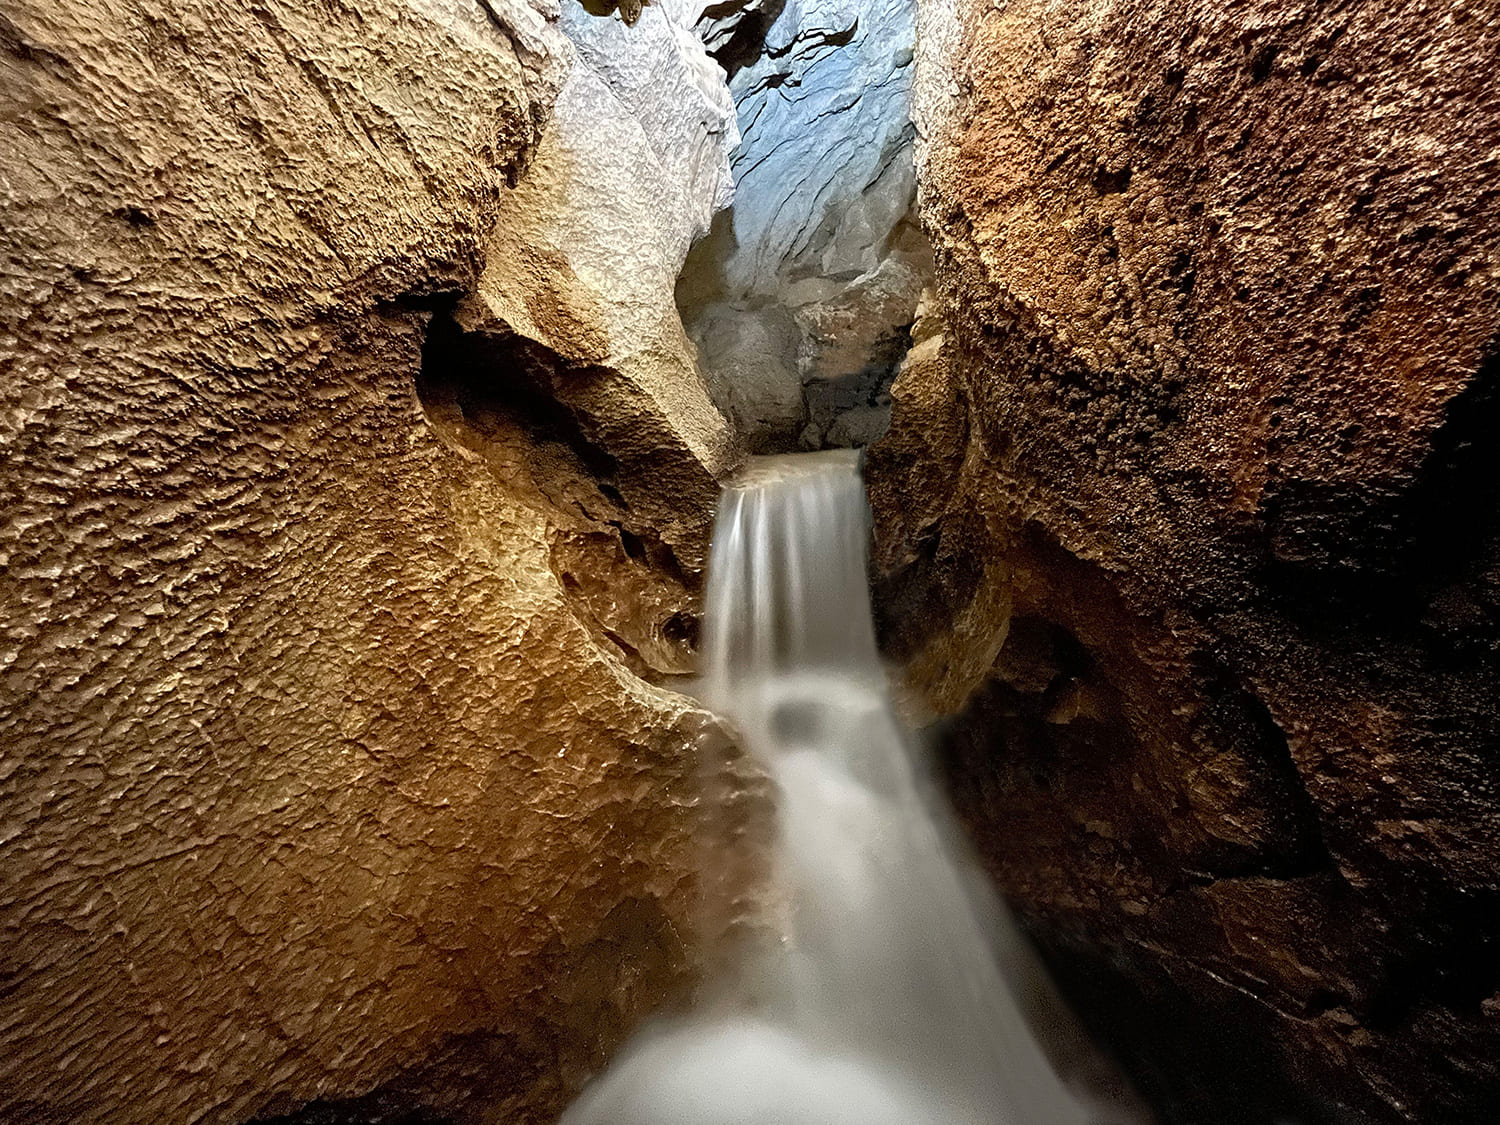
xmin=676 ymin=0 xmax=933 ymax=450
xmin=9 ymin=0 xmax=1499 ymax=1121
xmin=869 ymin=1 xmax=1500 ymax=1121
xmin=0 ymin=2 xmax=746 ymax=1122
xmin=428 ymin=0 xmax=741 ymax=680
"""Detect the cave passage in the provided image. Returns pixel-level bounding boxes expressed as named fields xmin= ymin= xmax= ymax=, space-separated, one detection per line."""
xmin=675 ymin=0 xmax=932 ymax=453
xmin=560 ymin=452 xmax=1094 ymax=1124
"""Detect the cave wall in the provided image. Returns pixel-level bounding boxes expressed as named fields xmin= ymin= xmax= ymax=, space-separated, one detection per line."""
xmin=0 ymin=3 xmax=745 ymax=1123
xmin=675 ymin=0 xmax=934 ymax=450
xmin=437 ymin=0 xmax=742 ymax=680
xmin=869 ymin=0 xmax=1500 ymax=1121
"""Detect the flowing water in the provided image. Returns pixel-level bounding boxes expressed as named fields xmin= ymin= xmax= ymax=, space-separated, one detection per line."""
xmin=563 ymin=451 xmax=1094 ymax=1125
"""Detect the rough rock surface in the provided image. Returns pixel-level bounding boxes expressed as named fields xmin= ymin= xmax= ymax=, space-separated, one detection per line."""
xmin=870 ymin=0 xmax=1500 ymax=1122
xmin=0 ymin=3 xmax=741 ymax=1123
xmin=436 ymin=1 xmax=742 ymax=679
xmin=676 ymin=0 xmax=933 ymax=450
xmin=666 ymin=0 xmax=780 ymax=72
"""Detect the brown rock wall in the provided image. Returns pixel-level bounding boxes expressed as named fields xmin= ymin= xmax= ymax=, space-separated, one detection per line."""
xmin=0 ymin=3 xmax=735 ymax=1122
xmin=872 ymin=0 xmax=1500 ymax=1120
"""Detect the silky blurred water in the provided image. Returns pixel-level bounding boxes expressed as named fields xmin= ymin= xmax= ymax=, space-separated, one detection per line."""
xmin=562 ymin=451 xmax=1092 ymax=1125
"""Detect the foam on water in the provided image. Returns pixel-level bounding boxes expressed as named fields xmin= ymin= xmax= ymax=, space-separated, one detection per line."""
xmin=562 ymin=451 xmax=1092 ymax=1125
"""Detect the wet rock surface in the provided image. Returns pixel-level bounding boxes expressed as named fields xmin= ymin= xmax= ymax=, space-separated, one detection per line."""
xmin=870 ymin=0 xmax=1500 ymax=1121
xmin=0 ymin=2 xmax=743 ymax=1123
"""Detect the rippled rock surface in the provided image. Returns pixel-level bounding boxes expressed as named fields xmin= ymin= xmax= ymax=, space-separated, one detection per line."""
xmin=0 ymin=3 xmax=740 ymax=1122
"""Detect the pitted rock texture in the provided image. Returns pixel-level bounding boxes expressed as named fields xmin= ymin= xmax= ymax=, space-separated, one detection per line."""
xmin=675 ymin=0 xmax=933 ymax=450
xmin=871 ymin=0 xmax=1500 ymax=1122
xmin=0 ymin=3 xmax=737 ymax=1123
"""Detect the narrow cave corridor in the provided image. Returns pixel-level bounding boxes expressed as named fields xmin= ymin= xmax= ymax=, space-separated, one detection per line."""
xmin=4 ymin=2 xmax=1500 ymax=1125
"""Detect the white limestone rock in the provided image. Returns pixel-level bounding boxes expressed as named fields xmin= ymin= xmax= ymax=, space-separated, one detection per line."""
xmin=716 ymin=0 xmax=919 ymax=295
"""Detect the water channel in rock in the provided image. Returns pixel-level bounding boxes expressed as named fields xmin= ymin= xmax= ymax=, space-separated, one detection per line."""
xmin=563 ymin=452 xmax=1100 ymax=1124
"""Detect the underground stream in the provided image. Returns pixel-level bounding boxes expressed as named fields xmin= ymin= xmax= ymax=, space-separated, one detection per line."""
xmin=561 ymin=452 xmax=1120 ymax=1124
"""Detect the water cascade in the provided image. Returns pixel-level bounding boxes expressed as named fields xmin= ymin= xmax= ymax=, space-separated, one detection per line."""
xmin=563 ymin=451 xmax=1097 ymax=1124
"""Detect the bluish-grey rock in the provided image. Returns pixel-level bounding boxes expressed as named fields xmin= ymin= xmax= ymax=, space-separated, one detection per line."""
xmin=676 ymin=0 xmax=931 ymax=450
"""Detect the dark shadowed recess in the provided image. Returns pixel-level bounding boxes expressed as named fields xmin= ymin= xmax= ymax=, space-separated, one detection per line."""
xmin=412 ymin=294 xmax=714 ymax=563
xmin=1035 ymin=938 xmax=1355 ymax=1125
xmin=1262 ymin=340 xmax=1500 ymax=646
xmin=871 ymin=514 xmax=986 ymax=664
xmin=413 ymin=297 xmax=623 ymax=497
xmin=410 ymin=296 xmax=708 ymax=680
xmin=924 ymin=548 xmax=1500 ymax=1123
xmin=703 ymin=0 xmax=787 ymax=80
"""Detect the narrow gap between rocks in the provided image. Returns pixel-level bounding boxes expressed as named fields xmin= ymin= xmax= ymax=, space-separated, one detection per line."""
xmin=673 ymin=0 xmax=933 ymax=453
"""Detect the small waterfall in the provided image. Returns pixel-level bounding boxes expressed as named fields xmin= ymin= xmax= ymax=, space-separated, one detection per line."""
xmin=563 ymin=452 xmax=1093 ymax=1125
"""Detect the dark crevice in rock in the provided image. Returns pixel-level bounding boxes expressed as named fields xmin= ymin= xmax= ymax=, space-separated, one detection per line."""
xmin=1183 ymin=652 xmax=1334 ymax=880
xmin=602 ymin=626 xmax=645 ymax=663
xmin=1092 ymin=164 xmax=1133 ymax=196
xmin=1248 ymin=43 xmax=1280 ymax=84
xmin=702 ymin=0 xmax=787 ymax=80
xmin=416 ymin=302 xmax=621 ymax=488
xmin=113 ymin=204 xmax=157 ymax=228
xmin=662 ymin=609 xmax=701 ymax=650
xmin=614 ymin=524 xmax=647 ymax=561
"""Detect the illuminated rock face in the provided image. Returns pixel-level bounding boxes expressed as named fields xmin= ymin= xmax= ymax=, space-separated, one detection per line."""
xmin=676 ymin=0 xmax=932 ymax=451
xmin=869 ymin=1 xmax=1500 ymax=1122
xmin=0 ymin=3 xmax=745 ymax=1123
xmin=433 ymin=0 xmax=743 ymax=681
